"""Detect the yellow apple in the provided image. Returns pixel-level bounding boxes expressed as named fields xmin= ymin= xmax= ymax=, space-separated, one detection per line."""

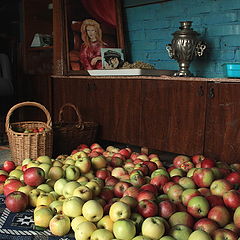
xmin=74 ymin=221 xmax=97 ymax=240
xmin=49 ymin=200 xmax=63 ymax=214
xmin=85 ymin=181 xmax=101 ymax=197
xmin=82 ymin=199 xmax=103 ymax=222
xmin=36 ymin=192 xmax=55 ymax=207
xmin=91 ymin=229 xmax=114 ymax=240
xmin=37 ymin=183 xmax=53 ymax=193
xmin=109 ymin=201 xmax=131 ymax=222
xmin=29 ymin=189 xmax=44 ymax=207
xmin=54 ymin=178 xmax=68 ymax=196
xmin=71 ymin=216 xmax=88 ymax=232
xmin=49 ymin=214 xmax=71 ymax=236
xmin=73 ymin=185 xmax=93 ymax=201
xmin=62 ymin=196 xmax=84 ymax=218
xmin=34 ymin=206 xmax=54 ymax=228
xmin=97 ymin=215 xmax=114 ymax=232
xmin=48 ymin=166 xmax=65 ymax=180
xmin=37 ymin=155 xmax=52 ymax=165
xmin=18 ymin=185 xmax=34 ymax=195
xmin=62 ymin=181 xmax=80 ymax=198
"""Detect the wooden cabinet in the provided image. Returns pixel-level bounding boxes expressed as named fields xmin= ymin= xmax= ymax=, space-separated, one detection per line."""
xmin=52 ymin=77 xmax=141 ymax=146
xmin=204 ymin=82 xmax=240 ymax=163
xmin=141 ymin=80 xmax=207 ymax=156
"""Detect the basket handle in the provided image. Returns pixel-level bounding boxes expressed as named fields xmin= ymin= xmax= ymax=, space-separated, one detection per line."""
xmin=5 ymin=101 xmax=52 ymax=131
xmin=58 ymin=103 xmax=84 ymax=128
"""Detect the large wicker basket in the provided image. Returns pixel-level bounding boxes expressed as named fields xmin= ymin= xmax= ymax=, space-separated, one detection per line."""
xmin=5 ymin=101 xmax=53 ymax=165
xmin=53 ymin=103 xmax=98 ymax=156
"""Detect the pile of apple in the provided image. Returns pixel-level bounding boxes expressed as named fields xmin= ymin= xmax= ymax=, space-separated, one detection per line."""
xmin=0 ymin=143 xmax=240 ymax=240
xmin=12 ymin=126 xmax=46 ymax=133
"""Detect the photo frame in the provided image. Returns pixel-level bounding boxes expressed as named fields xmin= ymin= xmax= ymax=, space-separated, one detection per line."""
xmin=64 ymin=0 xmax=125 ymax=75
xmin=101 ymin=48 xmax=125 ymax=69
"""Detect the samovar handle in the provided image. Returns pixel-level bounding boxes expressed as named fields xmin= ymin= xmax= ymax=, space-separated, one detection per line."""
xmin=195 ymin=41 xmax=206 ymax=56
xmin=166 ymin=44 xmax=173 ymax=58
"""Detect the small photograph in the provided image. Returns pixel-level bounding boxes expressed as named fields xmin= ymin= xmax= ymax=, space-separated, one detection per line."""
xmin=101 ymin=48 xmax=125 ymax=69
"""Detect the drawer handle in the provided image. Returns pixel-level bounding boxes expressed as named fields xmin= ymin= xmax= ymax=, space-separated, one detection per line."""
xmin=208 ymin=87 xmax=215 ymax=99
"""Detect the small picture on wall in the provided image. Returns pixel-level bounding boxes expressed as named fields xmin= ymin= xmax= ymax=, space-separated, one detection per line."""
xmin=101 ymin=48 xmax=125 ymax=69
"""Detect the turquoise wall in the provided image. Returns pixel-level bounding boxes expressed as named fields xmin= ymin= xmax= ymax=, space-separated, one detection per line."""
xmin=123 ymin=0 xmax=240 ymax=78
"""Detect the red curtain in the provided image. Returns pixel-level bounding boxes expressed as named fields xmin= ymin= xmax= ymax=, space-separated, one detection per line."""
xmin=81 ymin=0 xmax=116 ymax=27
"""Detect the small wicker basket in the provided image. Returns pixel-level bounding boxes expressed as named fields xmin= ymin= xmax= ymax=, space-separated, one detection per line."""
xmin=5 ymin=101 xmax=53 ymax=165
xmin=53 ymin=103 xmax=98 ymax=156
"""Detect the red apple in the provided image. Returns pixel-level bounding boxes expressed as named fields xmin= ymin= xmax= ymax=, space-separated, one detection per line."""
xmin=210 ymin=179 xmax=233 ymax=197
xmin=23 ymin=167 xmax=45 ymax=187
xmin=223 ymin=190 xmax=240 ymax=209
xmin=162 ymin=181 xmax=176 ymax=194
xmin=200 ymin=157 xmax=216 ymax=168
xmin=192 ymin=168 xmax=215 ymax=188
xmin=140 ymin=184 xmax=158 ymax=196
xmin=99 ymin=187 xmax=114 ymax=202
xmin=198 ymin=187 xmax=212 ymax=197
xmin=143 ymin=161 xmax=158 ymax=174
xmin=105 ymin=176 xmax=119 ymax=186
xmin=137 ymin=199 xmax=158 ymax=218
xmin=173 ymin=155 xmax=190 ymax=168
xmin=191 ymin=154 xmax=205 ymax=165
xmin=0 ymin=174 xmax=7 ymax=182
xmin=95 ymin=168 xmax=111 ymax=180
xmin=206 ymin=195 xmax=224 ymax=208
xmin=137 ymin=190 xmax=156 ymax=202
xmin=194 ymin=218 xmax=219 ymax=235
xmin=113 ymin=181 xmax=132 ymax=198
xmin=167 ymin=184 xmax=184 ymax=204
xmin=3 ymin=161 xmax=15 ymax=172
xmin=158 ymin=199 xmax=177 ymax=219
xmin=181 ymin=188 xmax=201 ymax=206
xmin=234 ymin=206 xmax=240 ymax=228
xmin=212 ymin=229 xmax=238 ymax=240
xmin=119 ymin=148 xmax=131 ymax=159
xmin=208 ymin=205 xmax=231 ymax=227
xmin=5 ymin=191 xmax=28 ymax=212
xmin=187 ymin=195 xmax=210 ymax=218
xmin=225 ymin=172 xmax=240 ymax=186
xmin=3 ymin=179 xmax=24 ymax=196
xmin=123 ymin=186 xmax=140 ymax=198
xmin=110 ymin=157 xmax=124 ymax=167
xmin=150 ymin=175 xmax=169 ymax=190
xmin=180 ymin=161 xmax=194 ymax=172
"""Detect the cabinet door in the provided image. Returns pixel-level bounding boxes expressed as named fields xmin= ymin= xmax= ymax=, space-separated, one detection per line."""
xmin=204 ymin=82 xmax=240 ymax=164
xmin=92 ymin=79 xmax=141 ymax=145
xmin=52 ymin=78 xmax=141 ymax=146
xmin=141 ymin=80 xmax=207 ymax=155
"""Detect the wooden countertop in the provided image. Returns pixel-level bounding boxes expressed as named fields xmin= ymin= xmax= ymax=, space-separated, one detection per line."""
xmin=51 ymin=74 xmax=240 ymax=83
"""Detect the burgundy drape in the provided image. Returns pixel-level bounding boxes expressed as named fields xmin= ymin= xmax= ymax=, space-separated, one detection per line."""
xmin=81 ymin=0 xmax=116 ymax=27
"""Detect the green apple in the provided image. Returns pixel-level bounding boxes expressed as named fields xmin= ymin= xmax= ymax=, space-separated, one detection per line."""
xmin=54 ymin=178 xmax=68 ymax=195
xmin=113 ymin=219 xmax=136 ymax=240
xmin=46 ymin=179 xmax=56 ymax=188
xmin=109 ymin=201 xmax=131 ymax=222
xmin=64 ymin=158 xmax=75 ymax=165
xmin=34 ymin=206 xmax=54 ymax=228
xmin=169 ymin=224 xmax=192 ymax=240
xmin=85 ymin=180 xmax=101 ymax=197
xmin=36 ymin=192 xmax=55 ymax=207
xmin=37 ymin=183 xmax=53 ymax=193
xmin=48 ymin=166 xmax=65 ymax=180
xmin=188 ymin=229 xmax=212 ymax=240
xmin=91 ymin=155 xmax=107 ymax=169
xmin=130 ymin=212 xmax=144 ymax=234
xmin=52 ymin=160 xmax=63 ymax=167
xmin=49 ymin=214 xmax=71 ymax=236
xmin=27 ymin=161 xmax=39 ymax=168
xmin=49 ymin=200 xmax=63 ymax=214
xmin=74 ymin=221 xmax=97 ymax=240
xmin=73 ymin=185 xmax=93 ymax=201
xmin=9 ymin=169 xmax=23 ymax=179
xmin=38 ymin=163 xmax=51 ymax=178
xmin=186 ymin=168 xmax=197 ymax=178
xmin=91 ymin=229 xmax=114 ymax=240
xmin=62 ymin=181 xmax=80 ymax=198
xmin=18 ymin=185 xmax=34 ymax=195
xmin=37 ymin=155 xmax=52 ymax=164
xmin=97 ymin=215 xmax=113 ymax=232
xmin=75 ymin=157 xmax=92 ymax=174
xmin=65 ymin=165 xmax=80 ymax=180
xmin=178 ymin=177 xmax=196 ymax=189
xmin=71 ymin=216 xmax=88 ymax=232
xmin=83 ymin=170 xmax=95 ymax=180
xmin=132 ymin=236 xmax=152 ymax=240
xmin=120 ymin=195 xmax=138 ymax=209
xmin=187 ymin=196 xmax=210 ymax=218
xmin=159 ymin=236 xmax=176 ymax=240
xmin=29 ymin=188 xmax=44 ymax=207
xmin=151 ymin=168 xmax=169 ymax=178
xmin=82 ymin=199 xmax=103 ymax=222
xmin=22 ymin=158 xmax=32 ymax=166
xmin=169 ymin=168 xmax=185 ymax=177
xmin=62 ymin=196 xmax=84 ymax=218
xmin=72 ymin=151 xmax=88 ymax=160
xmin=141 ymin=217 xmax=165 ymax=239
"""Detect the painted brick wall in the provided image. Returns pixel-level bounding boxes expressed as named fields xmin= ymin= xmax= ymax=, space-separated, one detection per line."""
xmin=123 ymin=0 xmax=240 ymax=78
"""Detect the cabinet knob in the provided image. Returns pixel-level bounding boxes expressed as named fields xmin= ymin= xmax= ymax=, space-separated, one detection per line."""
xmin=208 ymin=87 xmax=215 ymax=99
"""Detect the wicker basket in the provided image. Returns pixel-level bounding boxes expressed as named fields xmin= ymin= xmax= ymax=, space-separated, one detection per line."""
xmin=53 ymin=103 xmax=98 ymax=156
xmin=5 ymin=102 xmax=53 ymax=165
